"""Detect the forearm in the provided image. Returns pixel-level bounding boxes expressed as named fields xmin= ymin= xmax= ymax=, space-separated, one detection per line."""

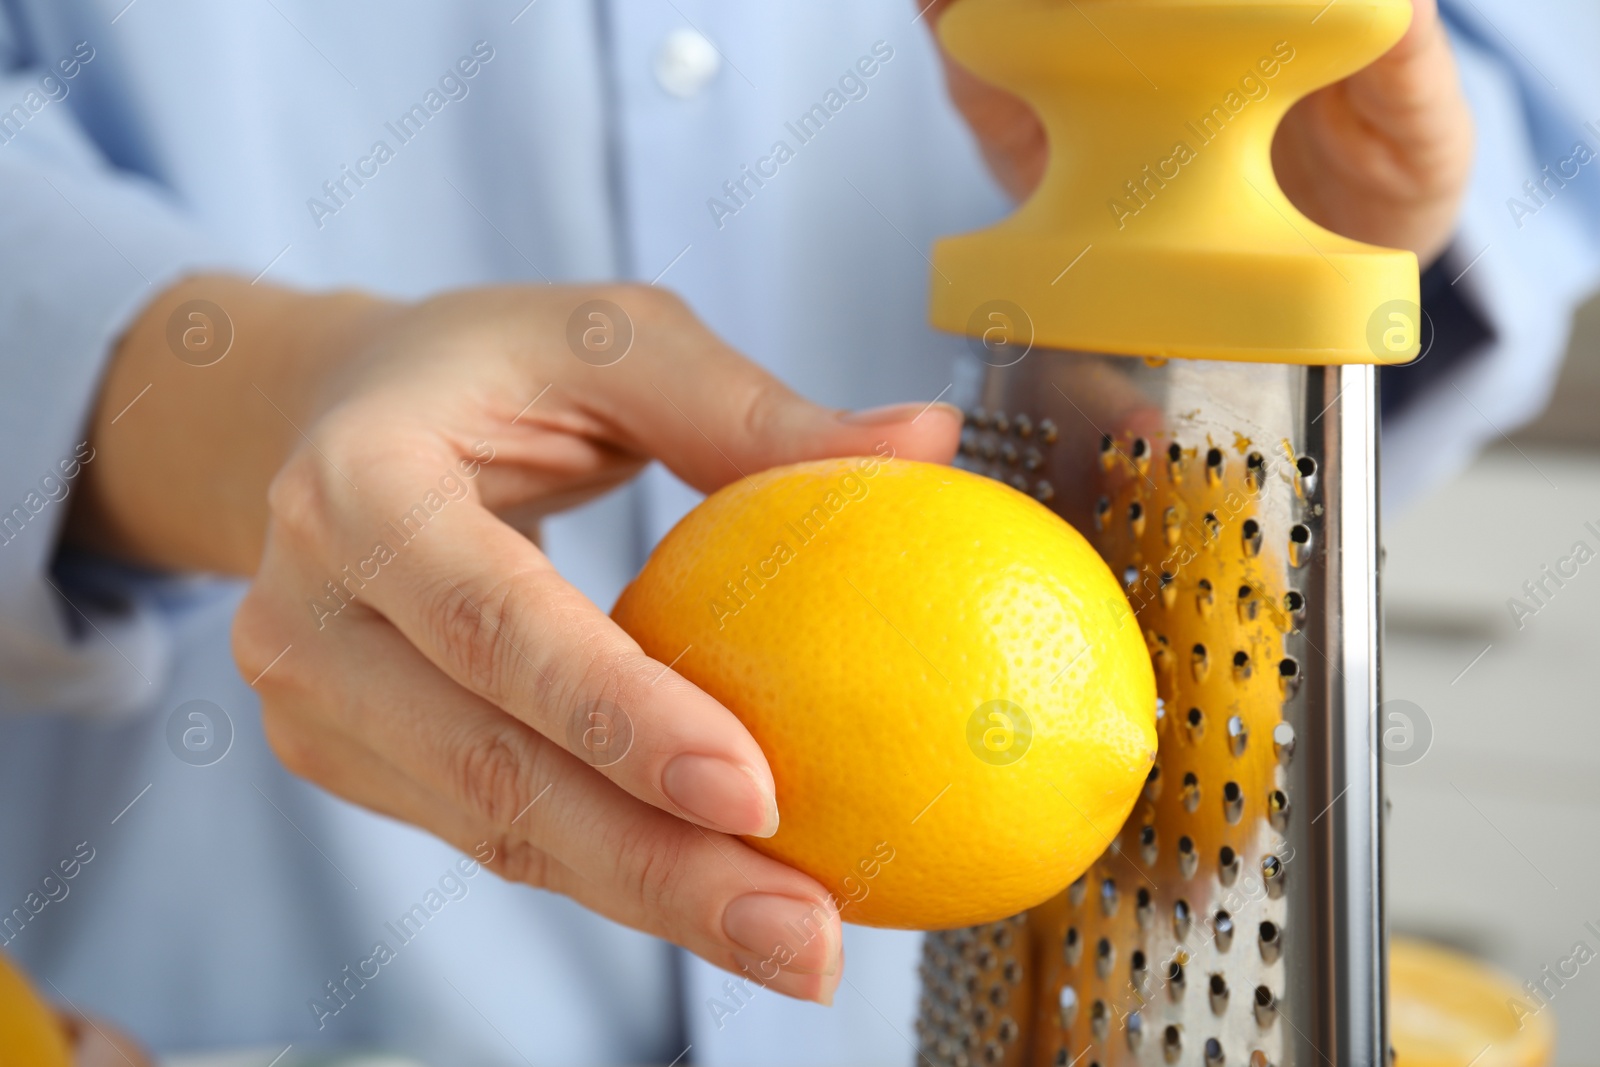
xmin=67 ymin=275 xmax=390 ymax=577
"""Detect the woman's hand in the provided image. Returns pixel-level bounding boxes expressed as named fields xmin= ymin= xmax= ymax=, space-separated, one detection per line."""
xmin=929 ymin=0 xmax=1474 ymax=266
xmin=73 ymin=276 xmax=960 ymax=1002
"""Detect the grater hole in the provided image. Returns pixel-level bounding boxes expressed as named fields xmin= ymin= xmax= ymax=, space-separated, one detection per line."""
xmin=1284 ymin=589 xmax=1305 ymax=613
xmin=1214 ymin=910 xmax=1235 ymax=951
xmin=1091 ymin=998 xmax=1109 ymax=1039
xmin=1068 ymin=874 xmax=1088 ymax=907
xmin=1163 ymin=1025 xmax=1182 ymax=1062
xmin=1174 ymin=899 xmax=1192 ymax=939
xmin=1232 ymin=649 xmax=1252 ymax=680
xmin=1219 ymin=845 xmax=1241 ymax=885
xmin=1227 ymin=714 xmax=1249 ymax=756
xmin=992 ymin=411 xmax=1010 ymax=434
xmin=1096 ymin=936 xmax=1114 ymax=978
xmin=1059 ymin=985 xmax=1079 ymax=1028
xmin=1178 ymin=834 xmax=1198 ymax=877
xmin=1132 ymin=949 xmax=1148 ymax=974
xmin=1127 ymin=1010 xmax=1145 ymax=1050
xmin=1100 ymin=432 xmax=1114 ymax=455
xmin=1259 ymin=920 xmax=1282 ymax=963
xmin=1268 ymin=788 xmax=1291 ymax=831
xmin=1223 ymin=780 xmax=1244 ymax=823
xmin=1262 ymin=854 xmax=1286 ymax=897
xmin=1241 ymin=517 xmax=1263 ymax=556
xmin=1290 ymin=522 xmax=1311 ymax=544
xmin=1272 ymin=721 xmax=1297 ymax=764
xmin=1279 ymin=656 xmax=1301 ymax=697
xmin=1206 ymin=447 xmax=1224 ymax=472
xmin=1208 ymin=974 xmax=1229 ymax=1015
xmin=1182 ymin=772 xmax=1201 ymax=812
xmin=1205 ymin=1037 xmax=1225 ymax=1066
xmin=1297 ymin=455 xmax=1317 ymax=478
xmin=1185 ymin=709 xmax=1205 ymax=745
xmin=1255 ymin=984 xmax=1277 ymax=1028
xmin=1100 ymin=877 xmax=1119 ymax=917
xmin=1094 ymin=496 xmax=1111 ymax=531
xmin=1246 ymin=450 xmax=1266 ymax=490
xmin=997 ymin=1017 xmax=1018 ymax=1043
xmin=1064 ymin=926 xmax=1081 ymax=965
xmin=1132 ymin=436 xmax=1150 ymax=460
xmin=1168 ymin=441 xmax=1183 ymax=463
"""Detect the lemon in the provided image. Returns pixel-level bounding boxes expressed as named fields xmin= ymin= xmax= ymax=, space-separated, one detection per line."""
xmin=1390 ymin=937 xmax=1555 ymax=1067
xmin=613 ymin=456 xmax=1157 ymax=929
xmin=0 ymin=950 xmax=71 ymax=1067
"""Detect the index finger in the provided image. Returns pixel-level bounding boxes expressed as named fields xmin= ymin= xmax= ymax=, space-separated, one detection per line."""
xmin=283 ymin=433 xmax=780 ymax=840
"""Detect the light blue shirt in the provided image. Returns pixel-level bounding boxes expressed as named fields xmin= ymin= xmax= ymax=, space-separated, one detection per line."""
xmin=0 ymin=2 xmax=1595 ymax=1064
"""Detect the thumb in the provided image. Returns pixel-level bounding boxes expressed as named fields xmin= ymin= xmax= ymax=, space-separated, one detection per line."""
xmin=578 ymin=291 xmax=962 ymax=492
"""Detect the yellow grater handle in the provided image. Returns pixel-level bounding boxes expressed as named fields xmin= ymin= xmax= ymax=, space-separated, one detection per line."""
xmin=931 ymin=0 xmax=1421 ymax=364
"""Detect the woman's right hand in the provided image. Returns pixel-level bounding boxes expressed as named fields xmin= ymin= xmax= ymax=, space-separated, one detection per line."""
xmin=73 ymin=277 xmax=961 ymax=1002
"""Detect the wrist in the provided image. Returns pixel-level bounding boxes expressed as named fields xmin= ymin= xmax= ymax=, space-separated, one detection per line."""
xmin=69 ymin=275 xmax=395 ymax=575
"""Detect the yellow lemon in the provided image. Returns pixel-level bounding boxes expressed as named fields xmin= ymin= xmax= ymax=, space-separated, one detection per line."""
xmin=613 ymin=456 xmax=1157 ymax=929
xmin=0 ymin=950 xmax=71 ymax=1067
xmin=1390 ymin=937 xmax=1555 ymax=1067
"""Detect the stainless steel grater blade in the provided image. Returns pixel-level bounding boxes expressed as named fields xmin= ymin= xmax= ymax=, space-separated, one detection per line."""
xmin=916 ymin=350 xmax=1384 ymax=1067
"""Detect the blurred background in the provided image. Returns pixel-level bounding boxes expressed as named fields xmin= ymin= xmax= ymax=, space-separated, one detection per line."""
xmin=1385 ymin=294 xmax=1600 ymax=1064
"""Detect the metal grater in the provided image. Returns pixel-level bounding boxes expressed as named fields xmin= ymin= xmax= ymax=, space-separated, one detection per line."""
xmin=914 ymin=351 xmax=1384 ymax=1067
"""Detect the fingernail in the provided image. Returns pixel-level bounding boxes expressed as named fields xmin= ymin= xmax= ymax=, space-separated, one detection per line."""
xmin=838 ymin=400 xmax=959 ymax=425
xmin=661 ymin=754 xmax=778 ymax=837
xmin=724 ymin=893 xmax=839 ymax=975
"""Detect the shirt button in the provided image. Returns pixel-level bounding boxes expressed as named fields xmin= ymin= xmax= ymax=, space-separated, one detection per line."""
xmin=654 ymin=28 xmax=721 ymax=98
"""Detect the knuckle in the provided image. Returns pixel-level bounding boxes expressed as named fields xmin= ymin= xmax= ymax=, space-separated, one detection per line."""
xmin=489 ymin=838 xmax=553 ymax=889
xmin=259 ymin=704 xmax=317 ymax=780
xmin=426 ymin=573 xmax=532 ymax=700
xmin=612 ymin=816 xmax=691 ymax=916
xmin=453 ymin=726 xmax=541 ymax=827
xmin=264 ymin=448 xmax=337 ymax=551
xmin=546 ymin=650 xmax=646 ymax=760
xmin=739 ymin=375 xmax=792 ymax=448
xmin=230 ymin=588 xmax=279 ymax=685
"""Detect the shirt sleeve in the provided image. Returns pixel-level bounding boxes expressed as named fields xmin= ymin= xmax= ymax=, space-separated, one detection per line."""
xmin=1382 ymin=0 xmax=1600 ymax=510
xmin=0 ymin=24 xmax=241 ymax=716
